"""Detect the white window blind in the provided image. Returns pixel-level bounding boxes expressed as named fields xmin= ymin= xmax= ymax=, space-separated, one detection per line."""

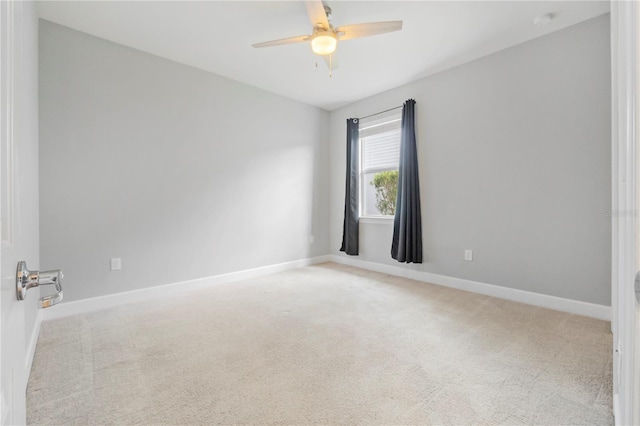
xmin=362 ymin=129 xmax=401 ymax=173
xmin=360 ymin=110 xmax=401 ymax=173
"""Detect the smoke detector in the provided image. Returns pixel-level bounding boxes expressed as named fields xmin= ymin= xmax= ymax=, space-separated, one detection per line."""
xmin=533 ymin=13 xmax=553 ymax=28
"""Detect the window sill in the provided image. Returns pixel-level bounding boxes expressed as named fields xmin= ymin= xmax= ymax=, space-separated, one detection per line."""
xmin=359 ymin=216 xmax=394 ymax=225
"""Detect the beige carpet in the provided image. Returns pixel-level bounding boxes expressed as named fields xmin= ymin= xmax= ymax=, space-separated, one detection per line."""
xmin=27 ymin=262 xmax=612 ymax=425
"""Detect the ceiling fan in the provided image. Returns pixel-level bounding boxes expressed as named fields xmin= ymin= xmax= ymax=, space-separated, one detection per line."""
xmin=252 ymin=0 xmax=402 ymax=76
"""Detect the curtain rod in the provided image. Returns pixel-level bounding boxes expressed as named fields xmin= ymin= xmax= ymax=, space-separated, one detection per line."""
xmin=359 ymin=105 xmax=402 ymax=120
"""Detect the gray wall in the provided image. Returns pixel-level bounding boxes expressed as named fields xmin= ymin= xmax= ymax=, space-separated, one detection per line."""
xmin=329 ymin=15 xmax=612 ymax=305
xmin=39 ymin=21 xmax=329 ymax=302
xmin=40 ymin=15 xmax=611 ymax=307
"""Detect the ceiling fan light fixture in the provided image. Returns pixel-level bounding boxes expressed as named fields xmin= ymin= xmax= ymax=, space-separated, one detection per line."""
xmin=311 ymin=32 xmax=337 ymax=55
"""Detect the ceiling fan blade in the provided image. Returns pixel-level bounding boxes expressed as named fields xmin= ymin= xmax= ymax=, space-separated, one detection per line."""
xmin=252 ymin=35 xmax=311 ymax=48
xmin=335 ymin=21 xmax=403 ymax=41
xmin=305 ymin=0 xmax=330 ymax=30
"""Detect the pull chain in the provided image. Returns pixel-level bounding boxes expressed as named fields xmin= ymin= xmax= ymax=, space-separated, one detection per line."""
xmin=314 ymin=55 xmax=333 ymax=78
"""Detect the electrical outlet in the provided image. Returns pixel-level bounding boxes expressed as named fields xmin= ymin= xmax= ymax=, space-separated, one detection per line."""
xmin=110 ymin=258 xmax=122 ymax=271
xmin=309 ymin=235 xmax=315 ymax=244
xmin=464 ymin=250 xmax=473 ymax=261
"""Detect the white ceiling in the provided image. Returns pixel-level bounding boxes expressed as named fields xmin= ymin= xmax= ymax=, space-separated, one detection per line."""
xmin=36 ymin=1 xmax=610 ymax=111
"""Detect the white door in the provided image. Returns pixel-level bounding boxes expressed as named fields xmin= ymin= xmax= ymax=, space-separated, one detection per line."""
xmin=1 ymin=1 xmax=40 ymax=424
xmin=611 ymin=2 xmax=640 ymax=425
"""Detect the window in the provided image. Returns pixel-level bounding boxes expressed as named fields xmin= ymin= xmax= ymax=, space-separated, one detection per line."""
xmin=359 ymin=110 xmax=402 ymax=217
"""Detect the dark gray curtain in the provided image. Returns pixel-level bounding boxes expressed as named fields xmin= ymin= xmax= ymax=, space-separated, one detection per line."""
xmin=340 ymin=118 xmax=359 ymax=255
xmin=391 ymin=99 xmax=422 ymax=263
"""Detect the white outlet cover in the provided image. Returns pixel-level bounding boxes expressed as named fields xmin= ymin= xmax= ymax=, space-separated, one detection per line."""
xmin=110 ymin=258 xmax=122 ymax=271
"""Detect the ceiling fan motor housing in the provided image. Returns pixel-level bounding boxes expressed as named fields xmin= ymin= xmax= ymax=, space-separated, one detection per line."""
xmin=311 ymin=29 xmax=337 ymax=55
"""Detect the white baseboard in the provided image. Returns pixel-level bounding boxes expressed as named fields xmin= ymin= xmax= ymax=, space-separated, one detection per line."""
xmin=41 ymin=255 xmax=332 ymax=322
xmin=1 ymin=391 xmax=8 ymax=426
xmin=613 ymin=393 xmax=620 ymax=426
xmin=330 ymin=255 xmax=611 ymax=321
xmin=39 ymin=252 xmax=609 ymax=323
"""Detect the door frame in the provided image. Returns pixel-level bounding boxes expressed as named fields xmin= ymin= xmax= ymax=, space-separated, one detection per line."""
xmin=611 ymin=1 xmax=639 ymax=425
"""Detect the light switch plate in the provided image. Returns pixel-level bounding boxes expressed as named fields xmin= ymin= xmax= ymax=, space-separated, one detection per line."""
xmin=464 ymin=250 xmax=473 ymax=261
